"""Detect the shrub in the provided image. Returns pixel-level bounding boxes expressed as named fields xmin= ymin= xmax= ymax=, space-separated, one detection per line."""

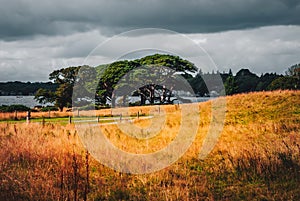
xmin=0 ymin=104 xmax=30 ymax=112
xmin=40 ymin=106 xmax=59 ymax=112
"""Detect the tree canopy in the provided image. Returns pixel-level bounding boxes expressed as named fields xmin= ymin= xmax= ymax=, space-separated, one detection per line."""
xmin=96 ymin=54 xmax=197 ymax=106
xmin=35 ymin=67 xmax=80 ymax=111
xmin=33 ymin=56 xmax=300 ymax=110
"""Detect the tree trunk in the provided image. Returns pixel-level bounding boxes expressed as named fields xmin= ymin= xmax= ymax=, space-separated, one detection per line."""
xmin=150 ymin=85 xmax=155 ymax=104
xmin=122 ymin=95 xmax=127 ymax=106
xmin=140 ymin=94 xmax=145 ymax=105
xmin=111 ymin=92 xmax=116 ymax=107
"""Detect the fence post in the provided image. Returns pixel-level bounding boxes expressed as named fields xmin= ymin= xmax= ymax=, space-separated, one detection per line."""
xmin=48 ymin=110 xmax=51 ymax=118
xmin=14 ymin=110 xmax=18 ymax=120
xmin=42 ymin=116 xmax=45 ymax=127
xmin=26 ymin=111 xmax=31 ymax=124
xmin=97 ymin=116 xmax=100 ymax=123
xmin=137 ymin=111 xmax=139 ymax=119
xmin=69 ymin=116 xmax=72 ymax=124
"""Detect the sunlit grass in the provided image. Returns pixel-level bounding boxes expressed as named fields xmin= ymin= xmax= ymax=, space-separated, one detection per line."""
xmin=0 ymin=90 xmax=299 ymax=200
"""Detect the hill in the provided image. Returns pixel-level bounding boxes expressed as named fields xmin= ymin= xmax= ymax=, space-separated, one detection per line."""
xmin=0 ymin=90 xmax=299 ymax=200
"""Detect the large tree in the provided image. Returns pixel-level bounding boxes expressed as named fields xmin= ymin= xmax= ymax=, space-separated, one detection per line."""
xmin=97 ymin=54 xmax=197 ymax=106
xmin=35 ymin=67 xmax=80 ymax=111
xmin=34 ymin=88 xmax=55 ymax=105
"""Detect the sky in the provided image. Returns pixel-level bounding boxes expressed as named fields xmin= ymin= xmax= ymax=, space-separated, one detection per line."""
xmin=0 ymin=0 xmax=300 ymax=82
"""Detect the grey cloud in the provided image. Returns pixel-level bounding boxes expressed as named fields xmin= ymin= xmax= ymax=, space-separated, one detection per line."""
xmin=0 ymin=0 xmax=300 ymax=40
xmin=0 ymin=0 xmax=300 ymax=82
xmin=279 ymin=0 xmax=300 ymax=7
xmin=0 ymin=30 xmax=107 ymax=81
xmin=191 ymin=26 xmax=300 ymax=74
xmin=1 ymin=26 xmax=300 ymax=82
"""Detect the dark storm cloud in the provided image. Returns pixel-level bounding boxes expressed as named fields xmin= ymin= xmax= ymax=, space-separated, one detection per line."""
xmin=1 ymin=0 xmax=300 ymax=82
xmin=0 ymin=0 xmax=300 ymax=40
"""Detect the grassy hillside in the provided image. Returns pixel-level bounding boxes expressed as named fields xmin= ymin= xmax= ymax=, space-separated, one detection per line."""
xmin=0 ymin=90 xmax=299 ymax=200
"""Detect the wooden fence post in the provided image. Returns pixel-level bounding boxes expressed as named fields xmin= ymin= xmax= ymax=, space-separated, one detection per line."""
xmin=26 ymin=111 xmax=31 ymax=124
xmin=42 ymin=116 xmax=45 ymax=127
xmin=14 ymin=110 xmax=18 ymax=120
xmin=69 ymin=116 xmax=72 ymax=124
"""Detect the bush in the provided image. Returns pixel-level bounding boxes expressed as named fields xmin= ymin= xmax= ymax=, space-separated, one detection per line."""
xmin=76 ymin=104 xmax=96 ymax=111
xmin=40 ymin=106 xmax=59 ymax=112
xmin=0 ymin=104 xmax=30 ymax=112
xmin=129 ymin=101 xmax=141 ymax=106
xmin=76 ymin=104 xmax=110 ymax=111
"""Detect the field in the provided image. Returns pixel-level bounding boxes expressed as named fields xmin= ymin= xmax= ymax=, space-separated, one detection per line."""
xmin=0 ymin=90 xmax=300 ymax=200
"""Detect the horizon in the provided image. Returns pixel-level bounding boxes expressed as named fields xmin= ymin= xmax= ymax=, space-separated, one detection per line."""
xmin=0 ymin=65 xmax=287 ymax=83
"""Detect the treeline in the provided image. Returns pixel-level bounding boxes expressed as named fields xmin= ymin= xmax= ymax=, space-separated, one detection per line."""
xmin=188 ymin=67 xmax=300 ymax=96
xmin=0 ymin=81 xmax=58 ymax=96
xmin=33 ymin=54 xmax=300 ymax=111
xmin=0 ymin=104 xmax=30 ymax=112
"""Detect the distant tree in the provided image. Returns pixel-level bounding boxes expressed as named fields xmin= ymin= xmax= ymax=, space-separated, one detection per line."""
xmin=255 ymin=73 xmax=281 ymax=91
xmin=189 ymin=72 xmax=209 ymax=96
xmin=286 ymin=63 xmax=300 ymax=79
xmin=0 ymin=105 xmax=30 ymax=112
xmin=266 ymin=64 xmax=300 ymax=91
xmin=189 ymin=70 xmax=229 ymax=96
xmin=224 ymin=75 xmax=238 ymax=95
xmin=267 ymin=76 xmax=300 ymax=90
xmin=235 ymin=69 xmax=259 ymax=93
xmin=0 ymin=81 xmax=58 ymax=96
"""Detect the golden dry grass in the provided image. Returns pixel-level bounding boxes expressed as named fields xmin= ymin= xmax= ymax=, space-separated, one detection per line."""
xmin=0 ymin=110 xmax=72 ymax=120
xmin=0 ymin=90 xmax=299 ymax=200
xmin=0 ymin=104 xmax=163 ymax=121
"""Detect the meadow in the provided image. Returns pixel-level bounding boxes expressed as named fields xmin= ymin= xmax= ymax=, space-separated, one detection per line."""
xmin=0 ymin=90 xmax=299 ymax=200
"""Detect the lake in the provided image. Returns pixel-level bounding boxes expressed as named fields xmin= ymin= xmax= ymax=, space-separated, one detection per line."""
xmin=0 ymin=96 xmax=52 ymax=108
xmin=0 ymin=96 xmax=213 ymax=108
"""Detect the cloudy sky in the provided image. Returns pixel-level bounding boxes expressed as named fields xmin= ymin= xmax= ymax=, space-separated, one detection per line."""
xmin=0 ymin=0 xmax=300 ymax=81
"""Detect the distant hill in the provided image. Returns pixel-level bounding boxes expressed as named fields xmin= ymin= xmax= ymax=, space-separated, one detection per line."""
xmin=0 ymin=81 xmax=58 ymax=96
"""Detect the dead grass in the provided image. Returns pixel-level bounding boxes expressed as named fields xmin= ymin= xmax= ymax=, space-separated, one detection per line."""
xmin=0 ymin=90 xmax=299 ymax=200
xmin=0 ymin=111 xmax=72 ymax=121
xmin=0 ymin=104 xmax=164 ymax=121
